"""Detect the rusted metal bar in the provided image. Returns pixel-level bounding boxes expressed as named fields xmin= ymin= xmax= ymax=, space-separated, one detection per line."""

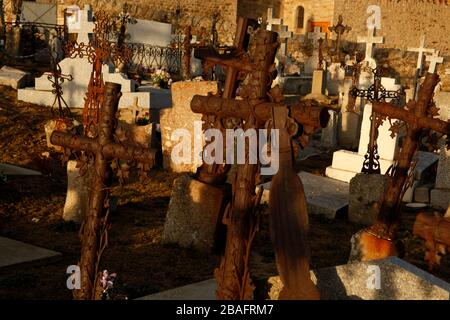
xmin=214 ymin=29 xmax=279 ymax=300
xmin=372 ymin=102 xmax=450 ymax=134
xmin=191 ymin=95 xmax=330 ymax=129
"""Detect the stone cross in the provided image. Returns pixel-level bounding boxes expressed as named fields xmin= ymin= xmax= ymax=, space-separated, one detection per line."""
xmin=407 ymin=35 xmax=435 ymax=72
xmin=265 ymin=7 xmax=292 ymax=56
xmin=67 ymin=4 xmax=94 ymax=44
xmin=357 ymin=27 xmax=384 ymax=67
xmin=426 ymin=50 xmax=444 ymax=74
xmin=266 ymin=7 xmax=282 ymax=31
xmin=278 ymin=25 xmax=293 ymax=56
xmin=308 ymin=27 xmax=326 ymax=47
xmin=51 ymin=82 xmax=157 ymax=300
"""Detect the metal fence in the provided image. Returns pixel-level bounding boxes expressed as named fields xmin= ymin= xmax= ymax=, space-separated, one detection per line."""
xmin=126 ymin=42 xmax=183 ymax=76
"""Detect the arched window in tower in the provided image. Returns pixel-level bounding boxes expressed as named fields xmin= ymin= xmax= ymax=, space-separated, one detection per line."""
xmin=296 ymin=6 xmax=305 ymax=29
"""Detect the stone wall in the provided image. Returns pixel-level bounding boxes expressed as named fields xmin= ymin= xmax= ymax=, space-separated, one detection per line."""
xmin=334 ymin=0 xmax=450 ymax=55
xmin=281 ymin=0 xmax=335 ymax=35
xmin=237 ymin=0 xmax=281 ymax=21
xmin=49 ymin=0 xmax=239 ymax=44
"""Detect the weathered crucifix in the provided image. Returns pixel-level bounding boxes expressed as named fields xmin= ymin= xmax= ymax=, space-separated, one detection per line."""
xmin=349 ymin=67 xmax=405 ymax=174
xmin=355 ymin=52 xmax=450 ymax=261
xmin=328 ymin=15 xmax=351 ymax=64
xmin=192 ymin=26 xmax=330 ymax=300
xmin=51 ymin=82 xmax=158 ymax=300
xmin=407 ymin=35 xmax=435 ymax=101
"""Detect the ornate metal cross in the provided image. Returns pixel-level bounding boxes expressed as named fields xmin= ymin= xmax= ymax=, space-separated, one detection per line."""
xmin=51 ymin=82 xmax=158 ymax=300
xmin=65 ymin=10 xmax=132 ymax=137
xmin=328 ymin=15 xmax=351 ymax=64
xmin=350 ymin=66 xmax=405 ymax=174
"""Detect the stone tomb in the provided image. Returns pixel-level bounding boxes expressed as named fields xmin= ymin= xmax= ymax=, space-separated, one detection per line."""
xmin=0 ymin=236 xmax=61 ymax=271
xmin=17 ymin=57 xmax=171 ymax=111
xmin=0 ymin=66 xmax=31 ymax=90
xmin=257 ymin=171 xmax=349 ymax=219
xmin=160 ymin=81 xmax=218 ymax=173
xmin=139 ymin=257 xmax=450 ymax=300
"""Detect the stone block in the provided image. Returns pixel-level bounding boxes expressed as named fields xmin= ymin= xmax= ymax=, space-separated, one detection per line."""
xmin=0 ymin=66 xmax=31 ymax=89
xmin=161 ymin=175 xmax=227 ymax=251
xmin=349 ymin=174 xmax=388 ymax=225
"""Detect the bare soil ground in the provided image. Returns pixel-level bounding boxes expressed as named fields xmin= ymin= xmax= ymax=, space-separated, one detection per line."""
xmin=0 ymin=84 xmax=448 ymax=300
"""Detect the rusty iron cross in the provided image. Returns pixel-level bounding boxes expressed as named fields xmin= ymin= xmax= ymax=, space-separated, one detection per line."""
xmin=191 ymin=28 xmax=330 ymax=300
xmin=51 ymin=82 xmax=157 ymax=300
xmin=328 ymin=15 xmax=351 ymax=64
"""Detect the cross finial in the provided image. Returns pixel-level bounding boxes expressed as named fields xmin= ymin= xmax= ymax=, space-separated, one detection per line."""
xmin=426 ymin=50 xmax=443 ymax=74
xmin=308 ymin=27 xmax=325 ymax=47
xmin=357 ymin=27 xmax=384 ymax=67
xmin=407 ymin=35 xmax=435 ymax=71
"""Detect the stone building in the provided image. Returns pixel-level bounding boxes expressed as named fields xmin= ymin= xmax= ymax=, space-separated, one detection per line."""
xmin=3 ymin=0 xmax=450 ymax=54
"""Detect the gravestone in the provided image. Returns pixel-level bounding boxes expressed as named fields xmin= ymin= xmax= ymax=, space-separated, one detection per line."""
xmin=320 ymin=109 xmax=338 ymax=148
xmin=138 ymin=257 xmax=450 ymax=300
xmin=0 ymin=66 xmax=31 ymax=89
xmin=327 ymin=63 xmax=345 ymax=96
xmin=126 ymin=19 xmax=172 ymax=47
xmin=0 ymin=236 xmax=61 ymax=271
xmin=22 ymin=1 xmax=57 ymax=24
xmin=62 ymin=160 xmax=93 ymax=223
xmin=160 ymin=81 xmax=218 ymax=173
xmin=161 ymin=174 xmax=225 ymax=251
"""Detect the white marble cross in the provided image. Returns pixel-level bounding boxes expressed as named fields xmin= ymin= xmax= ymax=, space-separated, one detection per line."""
xmin=426 ymin=50 xmax=443 ymax=74
xmin=67 ymin=4 xmax=94 ymax=44
xmin=308 ymin=27 xmax=326 ymax=47
xmin=278 ymin=25 xmax=293 ymax=56
xmin=357 ymin=27 xmax=384 ymax=66
xmin=266 ymin=7 xmax=283 ymax=31
xmin=407 ymin=35 xmax=435 ymax=72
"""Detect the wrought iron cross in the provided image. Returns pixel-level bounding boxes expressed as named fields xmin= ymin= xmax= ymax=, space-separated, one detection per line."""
xmin=350 ymin=66 xmax=405 ymax=174
xmin=51 ymin=82 xmax=157 ymax=300
xmin=328 ymin=15 xmax=351 ymax=64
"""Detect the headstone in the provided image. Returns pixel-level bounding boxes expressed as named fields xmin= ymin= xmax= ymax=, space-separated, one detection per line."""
xmin=126 ymin=19 xmax=172 ymax=47
xmin=320 ymin=109 xmax=338 ymax=148
xmin=349 ymin=173 xmax=388 ymax=225
xmin=22 ymin=1 xmax=57 ymax=24
xmin=62 ymin=160 xmax=93 ymax=222
xmin=305 ymin=27 xmax=325 ymax=74
xmin=161 ymin=175 xmax=225 ymax=251
xmin=0 ymin=66 xmax=31 ymax=89
xmin=160 ymin=81 xmax=218 ymax=173
xmin=257 ymin=171 xmax=349 ymax=219
xmin=0 ymin=236 xmax=61 ymax=271
xmin=431 ymin=143 xmax=450 ymax=210
xmin=327 ymin=63 xmax=345 ymax=96
xmin=66 ymin=4 xmax=93 ymax=44
xmin=138 ymin=257 xmax=450 ymax=300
